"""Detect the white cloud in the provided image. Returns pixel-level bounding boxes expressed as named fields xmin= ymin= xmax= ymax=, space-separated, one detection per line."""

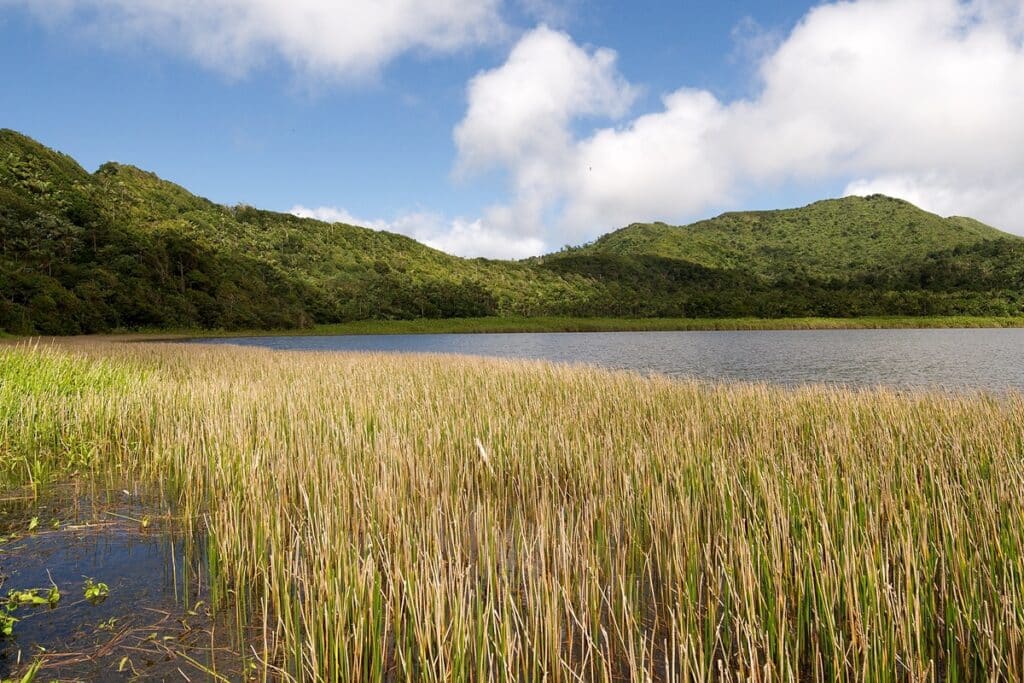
xmin=454 ymin=0 xmax=1024 ymax=256
xmin=290 ymin=205 xmax=543 ymax=259
xmin=420 ymin=217 xmax=545 ymax=259
xmin=8 ymin=0 xmax=505 ymax=80
xmin=454 ymin=25 xmax=637 ymax=174
xmin=453 ymin=25 xmax=637 ymax=247
xmin=290 ymin=205 xmax=374 ymax=227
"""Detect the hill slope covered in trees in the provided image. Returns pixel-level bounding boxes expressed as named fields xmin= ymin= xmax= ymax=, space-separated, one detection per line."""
xmin=559 ymin=197 xmax=1005 ymax=279
xmin=1 ymin=129 xmax=1022 ymax=334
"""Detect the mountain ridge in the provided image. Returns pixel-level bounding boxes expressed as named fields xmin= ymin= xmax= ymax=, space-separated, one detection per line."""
xmin=2 ymin=129 xmax=1022 ymax=334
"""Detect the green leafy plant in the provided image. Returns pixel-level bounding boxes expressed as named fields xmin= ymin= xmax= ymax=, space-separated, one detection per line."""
xmin=0 ymin=611 xmax=16 ymax=638
xmin=5 ymin=586 xmax=60 ymax=608
xmin=0 ymin=582 xmax=60 ymax=639
xmin=10 ymin=590 xmax=44 ymax=607
xmin=83 ymin=578 xmax=109 ymax=605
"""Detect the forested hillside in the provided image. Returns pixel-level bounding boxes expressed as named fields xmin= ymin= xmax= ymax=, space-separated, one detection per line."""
xmin=562 ymin=196 xmax=1006 ymax=279
xmin=1 ymin=129 xmax=1022 ymax=334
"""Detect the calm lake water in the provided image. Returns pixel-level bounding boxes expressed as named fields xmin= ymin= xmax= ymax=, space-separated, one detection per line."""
xmin=195 ymin=328 xmax=1024 ymax=391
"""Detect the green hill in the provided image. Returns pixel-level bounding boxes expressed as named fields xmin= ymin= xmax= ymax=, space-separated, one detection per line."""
xmin=1 ymin=129 xmax=1022 ymax=334
xmin=557 ymin=196 xmax=1009 ymax=280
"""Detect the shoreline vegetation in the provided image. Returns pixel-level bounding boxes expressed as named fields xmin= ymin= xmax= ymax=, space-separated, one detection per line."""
xmin=174 ymin=314 xmax=1024 ymax=337
xmin=6 ymin=314 xmax=1023 ymax=343
xmin=4 ymin=340 xmax=1024 ymax=679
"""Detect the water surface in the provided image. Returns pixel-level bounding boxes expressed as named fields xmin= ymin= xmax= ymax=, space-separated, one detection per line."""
xmin=0 ymin=494 xmax=243 ymax=681
xmin=195 ymin=328 xmax=1024 ymax=391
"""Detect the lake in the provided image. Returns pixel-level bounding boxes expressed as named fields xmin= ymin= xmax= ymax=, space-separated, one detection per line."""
xmin=193 ymin=328 xmax=1024 ymax=391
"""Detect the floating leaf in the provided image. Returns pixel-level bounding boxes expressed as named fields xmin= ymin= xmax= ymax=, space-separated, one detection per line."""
xmin=83 ymin=578 xmax=110 ymax=605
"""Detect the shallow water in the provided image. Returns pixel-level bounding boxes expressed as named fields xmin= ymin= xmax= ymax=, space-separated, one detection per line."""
xmin=195 ymin=327 xmax=1024 ymax=391
xmin=0 ymin=492 xmax=243 ymax=681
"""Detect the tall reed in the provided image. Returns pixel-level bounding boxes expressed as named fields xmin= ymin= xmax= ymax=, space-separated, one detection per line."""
xmin=3 ymin=340 xmax=1023 ymax=681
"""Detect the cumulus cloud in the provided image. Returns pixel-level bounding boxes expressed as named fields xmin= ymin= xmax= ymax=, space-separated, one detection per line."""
xmin=290 ymin=205 xmax=543 ymax=259
xmin=455 ymin=0 xmax=1024 ymax=255
xmin=453 ymin=25 xmax=637 ymax=245
xmin=454 ymin=26 xmax=637 ymax=174
xmin=7 ymin=0 xmax=505 ymax=80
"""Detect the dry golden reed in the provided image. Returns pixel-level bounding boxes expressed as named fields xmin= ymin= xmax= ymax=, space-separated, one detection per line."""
xmin=3 ymin=340 xmax=1024 ymax=681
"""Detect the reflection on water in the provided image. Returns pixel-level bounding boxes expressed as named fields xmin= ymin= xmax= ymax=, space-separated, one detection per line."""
xmin=195 ymin=328 xmax=1024 ymax=391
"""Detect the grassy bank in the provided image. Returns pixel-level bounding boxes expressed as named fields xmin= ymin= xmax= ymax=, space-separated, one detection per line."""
xmin=93 ymin=314 xmax=1024 ymax=341
xmin=4 ymin=341 xmax=1024 ymax=680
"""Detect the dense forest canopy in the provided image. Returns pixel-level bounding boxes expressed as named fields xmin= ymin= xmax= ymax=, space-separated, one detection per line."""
xmin=1 ymin=129 xmax=1022 ymax=334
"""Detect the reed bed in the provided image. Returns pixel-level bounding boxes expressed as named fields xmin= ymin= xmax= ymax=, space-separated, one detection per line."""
xmin=3 ymin=340 xmax=1024 ymax=681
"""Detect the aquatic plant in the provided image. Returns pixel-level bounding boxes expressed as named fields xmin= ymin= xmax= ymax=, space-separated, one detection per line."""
xmin=0 ymin=585 xmax=61 ymax=638
xmin=0 ymin=612 xmax=15 ymax=638
xmin=4 ymin=587 xmax=60 ymax=609
xmin=82 ymin=578 xmax=109 ymax=605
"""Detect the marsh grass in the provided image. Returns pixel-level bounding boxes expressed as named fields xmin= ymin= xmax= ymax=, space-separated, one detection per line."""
xmin=3 ymin=341 xmax=1024 ymax=680
xmin=0 ymin=345 xmax=149 ymax=492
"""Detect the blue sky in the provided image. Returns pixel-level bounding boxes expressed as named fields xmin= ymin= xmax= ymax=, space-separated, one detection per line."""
xmin=2 ymin=1 xmax=1023 ymax=257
